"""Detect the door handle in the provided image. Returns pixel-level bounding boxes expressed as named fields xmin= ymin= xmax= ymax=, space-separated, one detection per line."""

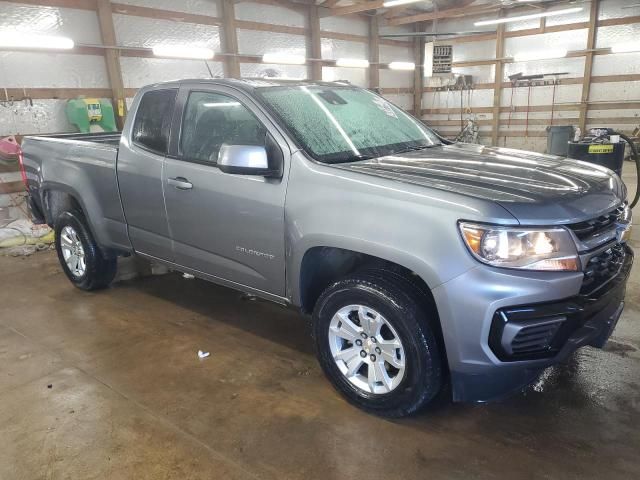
xmin=167 ymin=177 xmax=193 ymax=190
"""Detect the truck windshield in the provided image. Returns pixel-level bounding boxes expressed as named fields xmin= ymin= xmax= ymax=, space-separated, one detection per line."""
xmin=258 ymin=85 xmax=442 ymax=164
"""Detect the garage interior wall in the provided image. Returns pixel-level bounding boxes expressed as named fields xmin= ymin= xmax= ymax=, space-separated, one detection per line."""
xmin=422 ymin=0 xmax=640 ymax=151
xmin=0 ymin=0 xmax=638 ymax=154
xmin=0 ymin=0 xmax=414 ymax=136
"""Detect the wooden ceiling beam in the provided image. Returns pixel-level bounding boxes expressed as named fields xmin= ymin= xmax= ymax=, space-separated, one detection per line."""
xmin=387 ymin=3 xmax=498 ymax=26
xmin=328 ymin=0 xmax=384 ymax=16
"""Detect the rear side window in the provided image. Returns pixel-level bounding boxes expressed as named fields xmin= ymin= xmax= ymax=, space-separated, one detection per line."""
xmin=180 ymin=91 xmax=267 ymax=164
xmin=132 ymin=89 xmax=177 ymax=154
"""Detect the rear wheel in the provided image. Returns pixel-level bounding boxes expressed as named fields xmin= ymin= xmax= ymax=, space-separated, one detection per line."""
xmin=54 ymin=211 xmax=117 ymax=290
xmin=313 ymin=270 xmax=443 ymax=417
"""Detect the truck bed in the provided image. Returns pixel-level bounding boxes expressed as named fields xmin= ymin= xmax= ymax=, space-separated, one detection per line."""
xmin=21 ymin=130 xmax=130 ymax=252
xmin=27 ymin=131 xmax=122 ymax=146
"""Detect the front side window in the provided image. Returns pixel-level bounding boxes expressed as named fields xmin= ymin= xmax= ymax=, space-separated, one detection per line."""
xmin=257 ymin=85 xmax=441 ymax=163
xmin=132 ymin=89 xmax=177 ymax=154
xmin=180 ymin=91 xmax=267 ymax=164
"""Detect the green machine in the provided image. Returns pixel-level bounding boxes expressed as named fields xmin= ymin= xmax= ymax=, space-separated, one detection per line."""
xmin=66 ymin=98 xmax=117 ymax=133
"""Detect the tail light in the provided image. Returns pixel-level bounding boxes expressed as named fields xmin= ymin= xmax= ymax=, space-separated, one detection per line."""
xmin=17 ymin=148 xmax=28 ymax=187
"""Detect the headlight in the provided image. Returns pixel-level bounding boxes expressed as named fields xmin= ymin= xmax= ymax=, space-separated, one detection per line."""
xmin=459 ymin=222 xmax=579 ymax=271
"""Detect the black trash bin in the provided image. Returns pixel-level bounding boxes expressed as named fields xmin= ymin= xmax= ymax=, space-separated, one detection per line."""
xmin=567 ymin=141 xmax=626 ymax=176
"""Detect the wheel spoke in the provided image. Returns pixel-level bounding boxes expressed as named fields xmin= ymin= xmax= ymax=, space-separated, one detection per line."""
xmin=335 ymin=346 xmax=360 ymax=363
xmin=66 ymin=254 xmax=77 ymax=268
xmin=373 ymin=360 xmax=393 ymax=392
xmin=60 ymin=233 xmax=73 ymax=248
xmin=345 ymin=355 xmax=365 ymax=377
xmin=378 ymin=339 xmax=405 ymax=369
xmin=359 ymin=307 xmax=382 ymax=337
xmin=331 ymin=311 xmax=362 ymax=342
xmin=368 ymin=359 xmax=391 ymax=392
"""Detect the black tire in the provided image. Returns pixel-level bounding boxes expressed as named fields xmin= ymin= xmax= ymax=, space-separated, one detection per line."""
xmin=313 ymin=270 xmax=443 ymax=417
xmin=54 ymin=211 xmax=117 ymax=291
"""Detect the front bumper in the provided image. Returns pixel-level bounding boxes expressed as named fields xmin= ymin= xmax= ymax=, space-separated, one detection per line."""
xmin=432 ymin=243 xmax=633 ymax=403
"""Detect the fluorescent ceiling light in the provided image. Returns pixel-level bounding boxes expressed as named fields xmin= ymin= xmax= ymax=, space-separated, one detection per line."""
xmin=388 ymin=61 xmax=415 ymax=70
xmin=513 ymin=48 xmax=567 ymax=62
xmin=474 ymin=7 xmax=583 ymax=26
xmin=152 ymin=45 xmax=214 ymax=59
xmin=262 ymin=53 xmax=306 ymax=65
xmin=383 ymin=0 xmax=425 ymax=7
xmin=0 ymin=31 xmax=74 ymax=50
xmin=611 ymin=42 xmax=640 ymax=53
xmin=335 ymin=58 xmax=370 ymax=68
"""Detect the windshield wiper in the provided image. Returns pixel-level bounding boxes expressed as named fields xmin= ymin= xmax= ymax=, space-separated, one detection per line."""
xmin=331 ymin=154 xmax=376 ymax=164
xmin=392 ymin=144 xmax=439 ymax=155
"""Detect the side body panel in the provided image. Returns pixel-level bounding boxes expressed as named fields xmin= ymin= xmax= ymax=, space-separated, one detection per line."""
xmin=284 ymin=151 xmax=520 ymax=306
xmin=116 ymin=87 xmax=175 ymax=261
xmin=162 ymin=83 xmax=292 ymax=296
xmin=21 ymin=136 xmax=130 ymax=252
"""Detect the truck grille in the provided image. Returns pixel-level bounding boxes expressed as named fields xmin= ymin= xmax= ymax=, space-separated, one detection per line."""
xmin=580 ymin=243 xmax=626 ymax=296
xmin=567 ymin=205 xmax=626 ymax=241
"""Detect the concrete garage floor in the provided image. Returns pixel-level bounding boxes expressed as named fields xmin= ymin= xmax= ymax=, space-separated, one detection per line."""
xmin=0 ymin=164 xmax=638 ymax=480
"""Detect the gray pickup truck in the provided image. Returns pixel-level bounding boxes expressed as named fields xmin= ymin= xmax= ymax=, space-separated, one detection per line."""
xmin=21 ymin=79 xmax=633 ymax=417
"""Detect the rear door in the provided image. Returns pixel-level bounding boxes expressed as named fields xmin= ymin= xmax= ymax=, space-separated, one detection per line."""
xmin=162 ymin=83 xmax=290 ymax=296
xmin=117 ymin=88 xmax=177 ymax=260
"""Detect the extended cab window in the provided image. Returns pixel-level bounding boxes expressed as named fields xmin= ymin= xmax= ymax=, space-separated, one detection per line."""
xmin=132 ymin=89 xmax=177 ymax=154
xmin=180 ymin=91 xmax=267 ymax=164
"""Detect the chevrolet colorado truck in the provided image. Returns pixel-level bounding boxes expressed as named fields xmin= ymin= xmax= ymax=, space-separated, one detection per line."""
xmin=20 ymin=79 xmax=634 ymax=417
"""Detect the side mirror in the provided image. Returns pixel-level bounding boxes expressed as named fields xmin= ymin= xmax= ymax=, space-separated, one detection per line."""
xmin=217 ymin=144 xmax=281 ymax=177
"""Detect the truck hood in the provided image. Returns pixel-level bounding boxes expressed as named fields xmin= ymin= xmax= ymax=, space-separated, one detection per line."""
xmin=332 ymin=143 xmax=626 ymax=224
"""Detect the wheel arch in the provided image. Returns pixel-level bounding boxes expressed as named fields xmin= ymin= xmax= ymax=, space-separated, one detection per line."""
xmin=294 ymin=242 xmax=439 ymax=316
xmin=39 ymin=183 xmax=112 ymax=257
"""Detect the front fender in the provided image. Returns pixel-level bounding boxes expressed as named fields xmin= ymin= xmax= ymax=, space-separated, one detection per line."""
xmin=283 ymin=155 xmax=513 ymax=307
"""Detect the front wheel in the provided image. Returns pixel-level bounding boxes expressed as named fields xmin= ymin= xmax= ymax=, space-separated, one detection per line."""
xmin=313 ymin=271 xmax=443 ymax=417
xmin=54 ymin=211 xmax=117 ymax=290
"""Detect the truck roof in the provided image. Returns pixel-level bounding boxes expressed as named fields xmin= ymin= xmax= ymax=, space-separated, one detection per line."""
xmin=144 ymin=78 xmax=356 ymax=93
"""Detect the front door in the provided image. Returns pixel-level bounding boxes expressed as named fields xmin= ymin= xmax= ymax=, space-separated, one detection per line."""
xmin=162 ymin=86 xmax=289 ymax=296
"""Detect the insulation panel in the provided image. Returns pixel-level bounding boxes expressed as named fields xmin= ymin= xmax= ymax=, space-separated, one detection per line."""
xmin=596 ymin=24 xmax=640 ymax=49
xmin=120 ymin=57 xmax=224 ymax=88
xmin=451 ymin=40 xmax=496 ymax=62
xmin=0 ymin=52 xmax=109 ymax=88
xmin=0 ymin=99 xmax=73 ymax=136
xmin=240 ymin=63 xmax=307 ymax=80
xmin=379 ymin=44 xmax=413 ymax=64
xmin=320 ymin=38 xmax=367 ymax=61
xmin=114 ymin=0 xmax=218 ymax=16
xmin=380 ymin=69 xmax=413 ymax=89
xmin=236 ymin=1 xmax=305 ymax=27
xmin=237 ymin=30 xmax=305 ymax=56
xmin=322 ymin=67 xmax=367 ymax=87
xmin=504 ymin=57 xmax=586 ymax=78
xmin=113 ymin=14 xmax=221 ymax=50
xmin=504 ymin=30 xmax=588 ymax=57
xmin=0 ymin=2 xmax=102 ymax=45
xmin=320 ymin=15 xmax=368 ymax=37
